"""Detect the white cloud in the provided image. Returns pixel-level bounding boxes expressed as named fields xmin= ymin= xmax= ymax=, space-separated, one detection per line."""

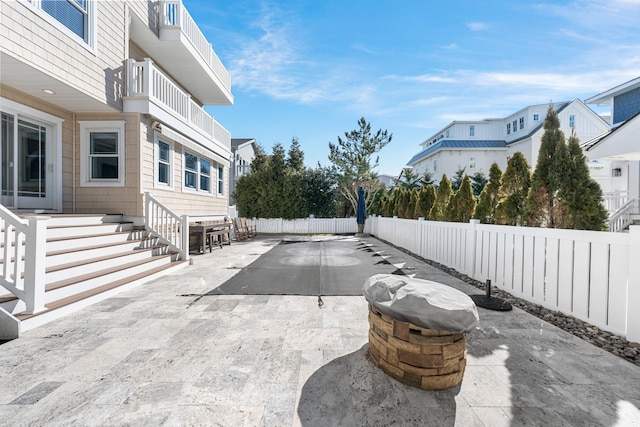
xmin=467 ymin=22 xmax=489 ymax=31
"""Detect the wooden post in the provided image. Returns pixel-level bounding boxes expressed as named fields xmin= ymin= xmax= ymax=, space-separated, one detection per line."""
xmin=23 ymin=216 xmax=48 ymax=314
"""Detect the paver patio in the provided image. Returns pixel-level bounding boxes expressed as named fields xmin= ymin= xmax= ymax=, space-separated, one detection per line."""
xmin=1 ymin=235 xmax=639 ymax=426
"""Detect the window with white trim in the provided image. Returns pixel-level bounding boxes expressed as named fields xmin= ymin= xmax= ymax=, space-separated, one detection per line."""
xmin=155 ymin=138 xmax=173 ymax=188
xmin=469 ymin=125 xmax=475 ymax=137
xmin=507 ymin=123 xmax=511 ymax=134
xmin=469 ymin=157 xmax=476 ymax=170
xmin=512 ymin=120 xmax=517 ymax=132
xmin=533 ymin=114 xmax=539 ymax=121
xmin=183 ymin=150 xmax=212 ymax=194
xmin=26 ymin=0 xmax=96 ymax=49
xmin=569 ymin=114 xmax=575 ymax=128
xmin=217 ymin=165 xmax=224 ymax=196
xmin=519 ymin=117 xmax=524 ymax=130
xmin=79 ymin=121 xmax=125 ymax=187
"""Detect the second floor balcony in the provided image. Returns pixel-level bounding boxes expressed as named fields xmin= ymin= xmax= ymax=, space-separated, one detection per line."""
xmin=124 ymin=58 xmax=231 ymax=153
xmin=129 ymin=0 xmax=233 ymax=106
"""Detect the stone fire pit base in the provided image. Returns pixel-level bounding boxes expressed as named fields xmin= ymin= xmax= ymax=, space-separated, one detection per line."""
xmin=367 ymin=304 xmax=467 ymax=390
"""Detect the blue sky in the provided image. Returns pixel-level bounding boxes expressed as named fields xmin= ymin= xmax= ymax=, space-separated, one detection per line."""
xmin=187 ymin=0 xmax=640 ymax=177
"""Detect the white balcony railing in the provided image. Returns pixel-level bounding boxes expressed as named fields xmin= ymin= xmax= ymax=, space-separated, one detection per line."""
xmin=602 ymin=191 xmax=630 ymax=215
xmin=125 ymin=58 xmax=230 ymax=149
xmin=159 ymin=0 xmax=231 ymax=90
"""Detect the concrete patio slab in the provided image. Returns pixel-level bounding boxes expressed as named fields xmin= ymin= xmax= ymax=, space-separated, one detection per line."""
xmin=0 ymin=235 xmax=639 ymax=426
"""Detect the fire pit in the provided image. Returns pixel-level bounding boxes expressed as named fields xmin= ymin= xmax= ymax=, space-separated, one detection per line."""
xmin=363 ymin=274 xmax=479 ymax=390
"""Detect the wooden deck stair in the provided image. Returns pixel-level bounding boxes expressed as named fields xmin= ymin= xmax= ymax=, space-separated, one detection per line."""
xmin=0 ymin=214 xmax=188 ymax=334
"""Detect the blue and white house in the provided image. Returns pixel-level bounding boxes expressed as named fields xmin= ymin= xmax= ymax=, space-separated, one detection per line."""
xmin=407 ymin=100 xmax=612 ymax=192
xmin=584 ymin=76 xmax=640 ymax=231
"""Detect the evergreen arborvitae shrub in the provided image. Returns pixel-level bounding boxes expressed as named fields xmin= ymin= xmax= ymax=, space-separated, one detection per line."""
xmin=473 ymin=162 xmax=502 ymax=224
xmin=430 ymin=175 xmax=453 ymax=221
xmin=495 ymin=152 xmax=531 ymax=226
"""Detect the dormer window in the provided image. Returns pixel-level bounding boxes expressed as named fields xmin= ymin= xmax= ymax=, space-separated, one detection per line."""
xmin=512 ymin=120 xmax=517 ymax=132
xmin=519 ymin=117 xmax=524 ymax=130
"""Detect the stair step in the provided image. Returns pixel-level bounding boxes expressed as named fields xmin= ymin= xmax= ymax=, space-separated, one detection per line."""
xmin=15 ymin=259 xmax=189 ymax=326
xmin=46 ymin=231 xmax=145 ymax=252
xmin=16 ymin=213 xmax=125 ymax=227
xmin=46 ymin=222 xmax=134 ymax=239
xmin=0 ymin=254 xmax=180 ymax=311
xmin=45 ymin=237 xmax=160 ymax=267
xmin=44 ymin=245 xmax=171 ymax=283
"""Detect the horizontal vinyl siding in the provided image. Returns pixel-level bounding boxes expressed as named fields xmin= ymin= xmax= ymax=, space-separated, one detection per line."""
xmin=74 ymin=113 xmax=142 ymax=216
xmin=2 ymin=1 xmax=126 ymax=108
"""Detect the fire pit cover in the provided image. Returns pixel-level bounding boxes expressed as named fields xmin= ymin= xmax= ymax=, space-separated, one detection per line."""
xmin=363 ymin=274 xmax=479 ymax=333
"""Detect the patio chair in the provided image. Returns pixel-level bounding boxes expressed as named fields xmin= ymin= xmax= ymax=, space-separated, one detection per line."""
xmin=240 ymin=217 xmax=257 ymax=237
xmin=232 ymin=218 xmax=249 ymax=240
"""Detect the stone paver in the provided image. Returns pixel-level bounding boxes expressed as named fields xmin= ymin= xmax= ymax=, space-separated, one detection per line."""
xmin=1 ymin=235 xmax=639 ymax=426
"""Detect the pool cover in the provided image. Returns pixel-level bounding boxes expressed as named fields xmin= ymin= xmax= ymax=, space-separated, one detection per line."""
xmin=209 ymin=237 xmax=408 ymax=296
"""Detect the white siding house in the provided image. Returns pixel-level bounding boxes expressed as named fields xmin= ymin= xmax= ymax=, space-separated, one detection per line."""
xmin=1 ymin=0 xmax=233 ymax=220
xmin=230 ymin=138 xmax=257 ymax=204
xmin=584 ymin=76 xmax=640 ymax=213
xmin=407 ymin=101 xmax=611 ymax=189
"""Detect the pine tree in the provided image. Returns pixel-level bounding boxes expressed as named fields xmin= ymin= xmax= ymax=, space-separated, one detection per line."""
xmin=407 ymin=189 xmax=419 ymax=219
xmin=446 ymin=175 xmax=476 ymax=222
xmin=526 ymin=105 xmax=566 ymax=227
xmin=559 ymin=132 xmax=608 ymax=230
xmin=473 ymin=162 xmax=502 ymax=224
xmin=419 ymin=170 xmax=435 ymax=187
xmin=415 ymin=185 xmax=436 ymax=219
xmin=451 ymin=167 xmax=466 ymax=192
xmin=430 ymin=175 xmax=453 ymax=221
xmin=495 ymin=152 xmax=531 ymax=225
xmin=471 ymin=171 xmax=488 ymax=197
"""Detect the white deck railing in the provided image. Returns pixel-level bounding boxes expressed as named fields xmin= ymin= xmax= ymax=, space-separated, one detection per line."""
xmin=159 ymin=0 xmax=231 ymax=90
xmin=247 ymin=215 xmax=640 ymax=343
xmin=0 ymin=206 xmax=47 ymax=315
xmin=144 ymin=193 xmax=189 ymax=261
xmin=608 ymin=197 xmax=640 ymax=232
xmin=602 ymin=191 xmax=630 ymax=215
xmin=125 ymin=58 xmax=231 ymax=148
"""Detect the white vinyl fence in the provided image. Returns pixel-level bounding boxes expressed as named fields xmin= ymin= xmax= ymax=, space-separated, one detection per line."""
xmin=247 ymin=217 xmax=358 ymax=234
xmin=247 ymin=215 xmax=640 ymax=342
xmin=367 ymin=215 xmax=640 ymax=343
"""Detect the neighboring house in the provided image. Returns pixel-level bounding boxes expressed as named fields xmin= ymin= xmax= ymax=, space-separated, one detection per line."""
xmin=583 ymin=76 xmax=640 ymax=226
xmin=229 ymin=138 xmax=257 ymax=204
xmin=1 ymin=0 xmax=233 ymax=220
xmin=378 ymin=174 xmax=396 ymax=189
xmin=407 ymin=100 xmax=612 ymax=191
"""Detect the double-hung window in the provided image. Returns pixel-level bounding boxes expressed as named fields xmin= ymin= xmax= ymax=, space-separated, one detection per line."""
xmin=519 ymin=117 xmax=524 ymax=130
xmin=512 ymin=120 xmax=517 ymax=132
xmin=217 ymin=166 xmax=224 ymax=196
xmin=469 ymin=125 xmax=475 ymax=137
xmin=27 ymin=0 xmax=95 ymax=49
xmin=184 ymin=151 xmax=212 ymax=194
xmin=507 ymin=123 xmax=511 ymax=134
xmin=155 ymin=138 xmax=173 ymax=188
xmin=569 ymin=114 xmax=575 ymax=128
xmin=79 ymin=121 xmax=125 ymax=187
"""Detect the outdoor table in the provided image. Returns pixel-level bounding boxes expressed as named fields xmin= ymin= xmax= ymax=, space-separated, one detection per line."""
xmin=190 ymin=222 xmax=231 ymax=254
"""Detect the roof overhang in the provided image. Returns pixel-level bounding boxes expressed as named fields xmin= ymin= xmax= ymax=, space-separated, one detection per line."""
xmin=586 ymin=76 xmax=640 ymax=106
xmin=0 ymin=52 xmax=119 ymax=113
xmin=586 ymin=115 xmax=640 ymax=160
